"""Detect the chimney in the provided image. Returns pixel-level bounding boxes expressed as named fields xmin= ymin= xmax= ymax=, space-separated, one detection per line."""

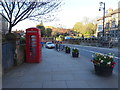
xmin=108 ymin=8 xmax=113 ymax=13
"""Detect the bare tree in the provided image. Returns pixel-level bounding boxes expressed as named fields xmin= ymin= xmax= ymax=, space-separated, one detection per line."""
xmin=0 ymin=0 xmax=63 ymax=33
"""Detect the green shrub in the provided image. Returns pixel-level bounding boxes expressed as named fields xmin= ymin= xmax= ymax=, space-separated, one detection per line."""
xmin=20 ymin=37 xmax=26 ymax=44
xmin=65 ymin=46 xmax=70 ymax=50
xmin=20 ymin=44 xmax=26 ymax=62
xmin=72 ymin=48 xmax=79 ymax=53
xmin=5 ymin=33 xmax=17 ymax=41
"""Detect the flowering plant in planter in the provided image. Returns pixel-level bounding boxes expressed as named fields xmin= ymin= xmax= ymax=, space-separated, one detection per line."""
xmin=65 ymin=46 xmax=70 ymax=53
xmin=72 ymin=48 xmax=79 ymax=57
xmin=65 ymin=46 xmax=70 ymax=50
xmin=91 ymin=53 xmax=116 ymax=67
xmin=91 ymin=53 xmax=116 ymax=76
xmin=72 ymin=48 xmax=79 ymax=53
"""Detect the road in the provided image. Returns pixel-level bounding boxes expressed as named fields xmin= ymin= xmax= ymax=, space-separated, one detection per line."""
xmin=63 ymin=44 xmax=119 ymax=72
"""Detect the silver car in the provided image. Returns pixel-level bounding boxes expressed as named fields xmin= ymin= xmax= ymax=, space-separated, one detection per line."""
xmin=45 ymin=42 xmax=55 ymax=49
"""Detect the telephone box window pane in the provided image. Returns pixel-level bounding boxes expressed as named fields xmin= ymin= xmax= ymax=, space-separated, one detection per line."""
xmin=27 ymin=31 xmax=37 ymax=33
xmin=31 ymin=35 xmax=36 ymax=38
xmin=32 ymin=39 xmax=36 ymax=41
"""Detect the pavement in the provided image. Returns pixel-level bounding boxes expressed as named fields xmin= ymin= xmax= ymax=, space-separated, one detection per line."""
xmin=0 ymin=42 xmax=2 ymax=89
xmin=2 ymin=47 xmax=118 ymax=88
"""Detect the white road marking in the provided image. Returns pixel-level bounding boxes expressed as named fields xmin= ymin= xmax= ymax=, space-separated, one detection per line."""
xmin=80 ymin=45 xmax=118 ymax=51
xmin=81 ymin=49 xmax=119 ymax=59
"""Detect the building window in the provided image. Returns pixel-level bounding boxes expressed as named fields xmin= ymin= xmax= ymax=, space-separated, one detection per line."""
xmin=112 ymin=14 xmax=116 ymax=18
xmin=105 ymin=23 xmax=109 ymax=29
xmin=111 ymin=21 xmax=116 ymax=28
xmin=118 ymin=20 xmax=120 ymax=29
xmin=97 ymin=25 xmax=103 ymax=32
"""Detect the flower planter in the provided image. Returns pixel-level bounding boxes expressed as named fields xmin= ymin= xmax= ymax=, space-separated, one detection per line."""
xmin=65 ymin=46 xmax=70 ymax=54
xmin=94 ymin=65 xmax=113 ymax=76
xmin=91 ymin=53 xmax=116 ymax=76
xmin=72 ymin=52 xmax=79 ymax=57
xmin=65 ymin=49 xmax=70 ymax=53
xmin=72 ymin=48 xmax=79 ymax=57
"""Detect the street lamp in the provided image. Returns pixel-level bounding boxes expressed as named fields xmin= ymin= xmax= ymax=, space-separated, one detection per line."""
xmin=99 ymin=2 xmax=105 ymax=38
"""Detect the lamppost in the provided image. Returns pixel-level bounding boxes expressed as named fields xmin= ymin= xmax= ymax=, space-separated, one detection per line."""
xmin=99 ymin=2 xmax=105 ymax=38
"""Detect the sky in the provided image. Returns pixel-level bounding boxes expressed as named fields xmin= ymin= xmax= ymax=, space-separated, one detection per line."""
xmin=13 ymin=0 xmax=120 ymax=30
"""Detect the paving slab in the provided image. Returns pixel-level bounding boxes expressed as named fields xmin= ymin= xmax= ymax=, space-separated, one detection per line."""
xmin=20 ymin=81 xmax=43 ymax=88
xmin=66 ymin=81 xmax=90 ymax=88
xmin=43 ymin=81 xmax=67 ymax=88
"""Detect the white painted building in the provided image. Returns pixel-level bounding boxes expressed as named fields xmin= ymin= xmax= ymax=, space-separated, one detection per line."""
xmin=96 ymin=8 xmax=120 ymax=39
xmin=0 ymin=14 xmax=8 ymax=34
xmin=96 ymin=8 xmax=120 ymax=46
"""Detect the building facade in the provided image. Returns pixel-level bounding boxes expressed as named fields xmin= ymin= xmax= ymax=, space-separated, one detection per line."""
xmin=0 ymin=14 xmax=8 ymax=34
xmin=96 ymin=8 xmax=120 ymax=45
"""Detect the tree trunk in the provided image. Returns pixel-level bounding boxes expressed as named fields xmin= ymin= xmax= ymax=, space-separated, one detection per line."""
xmin=8 ymin=24 xmax=12 ymax=33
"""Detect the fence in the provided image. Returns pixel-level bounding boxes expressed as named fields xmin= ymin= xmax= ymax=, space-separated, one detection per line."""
xmin=64 ymin=38 xmax=98 ymax=45
xmin=41 ymin=37 xmax=54 ymax=42
xmin=2 ymin=42 xmax=15 ymax=72
xmin=64 ymin=38 xmax=118 ymax=48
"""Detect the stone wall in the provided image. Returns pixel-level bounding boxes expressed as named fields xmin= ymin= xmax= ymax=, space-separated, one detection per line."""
xmin=2 ymin=40 xmax=25 ymax=73
xmin=14 ymin=43 xmax=25 ymax=66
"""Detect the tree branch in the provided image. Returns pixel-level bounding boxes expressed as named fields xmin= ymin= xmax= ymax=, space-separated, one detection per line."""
xmin=0 ymin=13 xmax=9 ymax=22
xmin=14 ymin=1 xmax=26 ymax=20
xmin=0 ymin=1 xmax=11 ymax=20
xmin=0 ymin=0 xmax=63 ymax=33
xmin=4 ymin=0 xmax=11 ymax=14
xmin=14 ymin=2 xmax=35 ymax=22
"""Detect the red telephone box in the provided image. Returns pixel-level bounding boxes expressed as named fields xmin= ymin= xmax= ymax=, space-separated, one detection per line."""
xmin=26 ymin=27 xmax=41 ymax=63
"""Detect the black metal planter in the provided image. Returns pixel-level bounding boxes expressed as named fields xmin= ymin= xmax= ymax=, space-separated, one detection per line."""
xmin=72 ymin=52 xmax=79 ymax=57
xmin=94 ymin=65 xmax=113 ymax=76
xmin=65 ymin=49 xmax=70 ymax=54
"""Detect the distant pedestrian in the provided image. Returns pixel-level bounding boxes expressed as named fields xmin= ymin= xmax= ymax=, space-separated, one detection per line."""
xmin=61 ymin=44 xmax=65 ymax=51
xmin=59 ymin=44 xmax=61 ymax=51
xmin=41 ymin=42 xmax=44 ymax=47
xmin=56 ymin=44 xmax=58 ymax=51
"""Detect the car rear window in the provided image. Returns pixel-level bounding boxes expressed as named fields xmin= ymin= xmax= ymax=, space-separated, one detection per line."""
xmin=47 ymin=42 xmax=53 ymax=44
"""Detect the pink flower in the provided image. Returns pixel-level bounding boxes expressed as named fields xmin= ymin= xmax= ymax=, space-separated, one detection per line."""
xmin=113 ymin=62 xmax=116 ymax=65
xmin=112 ymin=65 xmax=114 ymax=68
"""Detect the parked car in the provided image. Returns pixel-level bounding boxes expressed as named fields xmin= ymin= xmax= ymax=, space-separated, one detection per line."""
xmin=45 ymin=42 xmax=55 ymax=49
